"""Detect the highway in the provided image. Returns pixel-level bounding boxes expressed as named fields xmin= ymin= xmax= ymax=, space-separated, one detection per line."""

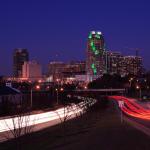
xmin=0 ymin=97 xmax=97 ymax=141
xmin=109 ymin=96 xmax=150 ymax=136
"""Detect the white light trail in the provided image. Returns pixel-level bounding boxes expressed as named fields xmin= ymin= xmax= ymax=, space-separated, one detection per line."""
xmin=0 ymin=98 xmax=97 ymax=133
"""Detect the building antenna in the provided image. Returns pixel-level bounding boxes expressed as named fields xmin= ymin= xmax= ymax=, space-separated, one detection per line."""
xmin=125 ymin=47 xmax=140 ymax=57
xmin=135 ymin=48 xmax=140 ymax=57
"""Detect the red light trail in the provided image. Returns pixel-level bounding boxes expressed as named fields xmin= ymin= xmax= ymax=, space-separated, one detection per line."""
xmin=109 ymin=96 xmax=150 ymax=120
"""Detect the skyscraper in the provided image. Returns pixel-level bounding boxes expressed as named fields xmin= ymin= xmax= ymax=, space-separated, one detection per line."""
xmin=86 ymin=31 xmax=105 ymax=80
xmin=13 ymin=48 xmax=29 ymax=77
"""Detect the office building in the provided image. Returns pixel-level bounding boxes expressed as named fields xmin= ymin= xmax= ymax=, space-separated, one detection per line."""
xmin=86 ymin=31 xmax=105 ymax=80
xmin=22 ymin=60 xmax=42 ymax=81
xmin=63 ymin=61 xmax=86 ymax=74
xmin=13 ymin=48 xmax=29 ymax=77
xmin=123 ymin=56 xmax=143 ymax=76
xmin=106 ymin=52 xmax=143 ymax=76
xmin=48 ymin=61 xmax=66 ymax=81
xmin=47 ymin=61 xmax=86 ymax=82
xmin=105 ymin=51 xmax=123 ymax=75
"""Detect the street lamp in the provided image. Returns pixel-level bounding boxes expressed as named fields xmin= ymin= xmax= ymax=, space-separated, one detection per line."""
xmin=60 ymin=87 xmax=64 ymax=91
xmin=136 ymin=85 xmax=141 ymax=100
xmin=129 ymin=77 xmax=133 ymax=87
xmin=84 ymin=86 xmax=87 ymax=90
xmin=55 ymin=88 xmax=64 ymax=105
xmin=31 ymin=87 xmax=33 ymax=108
xmin=30 ymin=83 xmax=34 ymax=109
xmin=36 ymin=85 xmax=40 ymax=90
xmin=55 ymin=88 xmax=58 ymax=105
xmin=30 ymin=85 xmax=40 ymax=108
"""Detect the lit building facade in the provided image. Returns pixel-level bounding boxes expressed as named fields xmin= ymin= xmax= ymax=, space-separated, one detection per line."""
xmin=122 ymin=56 xmax=143 ymax=76
xmin=86 ymin=31 xmax=105 ymax=80
xmin=13 ymin=48 xmax=29 ymax=77
xmin=48 ymin=61 xmax=66 ymax=81
xmin=63 ymin=61 xmax=86 ymax=74
xmin=22 ymin=61 xmax=42 ymax=81
xmin=105 ymin=51 xmax=123 ymax=75
xmin=106 ymin=52 xmax=143 ymax=76
xmin=47 ymin=61 xmax=86 ymax=82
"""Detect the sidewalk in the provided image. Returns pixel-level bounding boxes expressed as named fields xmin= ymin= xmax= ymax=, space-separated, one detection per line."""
xmin=0 ymin=101 xmax=150 ymax=150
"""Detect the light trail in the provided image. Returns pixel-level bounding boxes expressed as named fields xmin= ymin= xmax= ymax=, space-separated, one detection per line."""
xmin=109 ymin=96 xmax=150 ymax=120
xmin=0 ymin=98 xmax=97 ymax=133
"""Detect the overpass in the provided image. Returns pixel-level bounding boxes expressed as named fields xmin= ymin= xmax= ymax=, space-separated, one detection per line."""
xmin=71 ymin=88 xmax=126 ymax=97
xmin=75 ymin=89 xmax=125 ymax=92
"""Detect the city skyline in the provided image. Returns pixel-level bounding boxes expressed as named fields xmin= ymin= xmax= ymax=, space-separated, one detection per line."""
xmin=0 ymin=0 xmax=150 ymax=75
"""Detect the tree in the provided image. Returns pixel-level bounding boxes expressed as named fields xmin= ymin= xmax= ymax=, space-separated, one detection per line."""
xmin=88 ymin=74 xmax=128 ymax=89
xmin=1 ymin=103 xmax=34 ymax=150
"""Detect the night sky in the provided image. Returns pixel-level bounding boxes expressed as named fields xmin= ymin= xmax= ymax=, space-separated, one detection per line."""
xmin=0 ymin=0 xmax=150 ymax=75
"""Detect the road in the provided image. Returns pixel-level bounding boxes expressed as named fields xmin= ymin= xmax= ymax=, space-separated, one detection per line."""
xmin=109 ymin=96 xmax=150 ymax=136
xmin=0 ymin=96 xmax=150 ymax=150
xmin=0 ymin=97 xmax=97 ymax=142
xmin=127 ymin=98 xmax=150 ymax=109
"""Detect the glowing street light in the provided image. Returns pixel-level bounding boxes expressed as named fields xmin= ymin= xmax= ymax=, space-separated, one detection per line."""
xmin=136 ymin=85 xmax=141 ymax=100
xmin=84 ymin=86 xmax=87 ymax=89
xmin=55 ymin=88 xmax=59 ymax=104
xmin=36 ymin=85 xmax=40 ymax=90
xmin=129 ymin=77 xmax=133 ymax=87
xmin=38 ymin=80 xmax=42 ymax=83
xmin=30 ymin=85 xmax=40 ymax=108
xmin=55 ymin=88 xmax=64 ymax=104
xmin=60 ymin=88 xmax=64 ymax=91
